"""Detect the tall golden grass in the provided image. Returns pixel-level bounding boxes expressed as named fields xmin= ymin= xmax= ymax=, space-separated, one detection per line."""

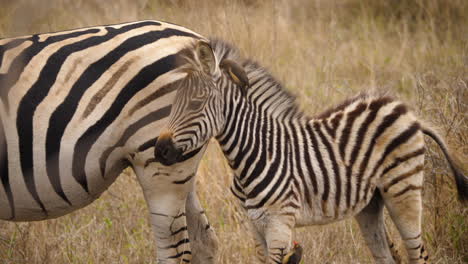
xmin=0 ymin=0 xmax=466 ymax=263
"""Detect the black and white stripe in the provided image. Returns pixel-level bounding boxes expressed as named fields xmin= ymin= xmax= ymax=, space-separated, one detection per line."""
xmin=0 ymin=20 xmax=220 ymax=264
xmin=168 ymin=39 xmax=468 ymax=264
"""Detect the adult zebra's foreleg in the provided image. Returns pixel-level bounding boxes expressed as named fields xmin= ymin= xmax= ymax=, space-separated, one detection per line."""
xmin=186 ymin=190 xmax=219 ymax=264
xmin=134 ymin=163 xmax=195 ymax=264
xmin=152 ymin=205 xmax=191 ymax=263
xmin=143 ymin=180 xmax=192 ymax=263
xmin=133 ymin=142 xmax=211 ymax=263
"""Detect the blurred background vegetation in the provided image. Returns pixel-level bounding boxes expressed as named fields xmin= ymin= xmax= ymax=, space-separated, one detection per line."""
xmin=0 ymin=0 xmax=467 ymax=263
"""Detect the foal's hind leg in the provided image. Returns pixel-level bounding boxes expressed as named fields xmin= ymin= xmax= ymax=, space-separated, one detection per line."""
xmin=355 ymin=191 xmax=400 ymax=264
xmin=381 ymin=169 xmax=429 ymax=264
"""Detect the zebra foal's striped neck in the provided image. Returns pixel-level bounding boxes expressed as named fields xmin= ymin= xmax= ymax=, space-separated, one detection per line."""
xmin=216 ymin=80 xmax=312 ymax=211
xmin=214 ymin=50 xmax=314 ymax=211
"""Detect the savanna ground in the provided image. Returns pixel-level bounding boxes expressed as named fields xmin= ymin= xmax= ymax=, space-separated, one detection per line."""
xmin=0 ymin=0 xmax=466 ymax=263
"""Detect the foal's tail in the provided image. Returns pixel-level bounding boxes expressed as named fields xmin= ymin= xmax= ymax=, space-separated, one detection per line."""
xmin=421 ymin=123 xmax=468 ymax=203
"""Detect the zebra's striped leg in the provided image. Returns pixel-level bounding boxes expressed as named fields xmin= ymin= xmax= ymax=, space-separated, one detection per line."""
xmin=145 ymin=190 xmax=192 ymax=264
xmin=186 ymin=191 xmax=219 ymax=264
xmin=134 ymin=166 xmax=194 ymax=263
xmin=386 ymin=229 xmax=403 ymax=263
xmin=134 ymin=142 xmax=208 ymax=263
xmin=261 ymin=215 xmax=295 ymax=264
xmin=355 ymin=191 xmax=398 ymax=264
xmin=381 ymin=171 xmax=429 ymax=264
xmin=254 ymin=240 xmax=268 ymax=263
xmin=251 ymin=222 xmax=268 ymax=263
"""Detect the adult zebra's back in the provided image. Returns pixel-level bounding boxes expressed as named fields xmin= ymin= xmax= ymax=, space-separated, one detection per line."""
xmin=0 ymin=21 xmax=220 ymax=263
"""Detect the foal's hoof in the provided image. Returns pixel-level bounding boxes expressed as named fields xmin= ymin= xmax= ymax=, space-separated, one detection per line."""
xmin=282 ymin=241 xmax=303 ymax=264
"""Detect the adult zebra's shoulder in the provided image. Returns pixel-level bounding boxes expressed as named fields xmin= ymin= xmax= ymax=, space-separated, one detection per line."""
xmin=158 ymin=38 xmax=468 ymax=264
xmin=0 ymin=20 xmax=220 ymax=263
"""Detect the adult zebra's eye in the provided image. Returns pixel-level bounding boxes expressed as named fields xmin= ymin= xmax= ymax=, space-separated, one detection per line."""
xmin=188 ymin=100 xmax=203 ymax=110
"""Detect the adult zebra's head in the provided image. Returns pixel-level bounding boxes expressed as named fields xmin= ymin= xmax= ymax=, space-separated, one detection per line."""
xmin=155 ymin=40 xmax=247 ymax=166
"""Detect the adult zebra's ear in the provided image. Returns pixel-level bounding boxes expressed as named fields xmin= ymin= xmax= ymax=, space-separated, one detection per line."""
xmin=220 ymin=59 xmax=249 ymax=95
xmin=196 ymin=41 xmax=217 ymax=76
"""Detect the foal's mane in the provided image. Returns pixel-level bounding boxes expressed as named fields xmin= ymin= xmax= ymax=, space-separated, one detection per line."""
xmin=210 ymin=38 xmax=394 ymax=120
xmin=210 ymin=38 xmax=302 ymax=118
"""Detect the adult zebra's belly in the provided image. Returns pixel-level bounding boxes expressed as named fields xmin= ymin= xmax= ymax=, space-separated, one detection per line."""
xmin=0 ymin=158 xmax=128 ymax=221
xmin=0 ymin=188 xmax=99 ymax=221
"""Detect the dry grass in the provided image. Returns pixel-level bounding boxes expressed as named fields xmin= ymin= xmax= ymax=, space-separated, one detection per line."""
xmin=0 ymin=0 xmax=467 ymax=263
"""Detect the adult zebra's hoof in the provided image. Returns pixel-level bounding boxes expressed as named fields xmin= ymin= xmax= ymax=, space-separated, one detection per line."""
xmin=282 ymin=241 xmax=303 ymax=264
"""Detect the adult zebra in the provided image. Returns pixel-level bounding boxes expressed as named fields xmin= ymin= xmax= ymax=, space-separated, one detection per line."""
xmin=0 ymin=20 xmax=220 ymax=264
xmin=156 ymin=39 xmax=468 ymax=264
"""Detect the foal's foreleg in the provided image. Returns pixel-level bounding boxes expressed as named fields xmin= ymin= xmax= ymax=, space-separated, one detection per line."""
xmin=252 ymin=213 xmax=295 ymax=264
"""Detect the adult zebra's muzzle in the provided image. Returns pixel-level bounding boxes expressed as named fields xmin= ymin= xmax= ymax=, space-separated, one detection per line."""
xmin=154 ymin=132 xmax=183 ymax=166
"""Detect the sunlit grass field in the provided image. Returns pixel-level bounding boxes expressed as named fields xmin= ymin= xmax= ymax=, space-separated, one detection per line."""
xmin=0 ymin=0 xmax=466 ymax=263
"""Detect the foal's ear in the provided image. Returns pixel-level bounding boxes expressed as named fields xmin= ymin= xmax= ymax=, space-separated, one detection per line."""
xmin=195 ymin=41 xmax=217 ymax=75
xmin=220 ymin=59 xmax=249 ymax=94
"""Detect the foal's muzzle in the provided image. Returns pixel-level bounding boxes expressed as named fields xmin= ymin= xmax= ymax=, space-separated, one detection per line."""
xmin=154 ymin=134 xmax=183 ymax=166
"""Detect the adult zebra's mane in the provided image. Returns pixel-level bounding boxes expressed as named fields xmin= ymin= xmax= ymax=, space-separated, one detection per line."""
xmin=210 ymin=38 xmax=302 ymax=119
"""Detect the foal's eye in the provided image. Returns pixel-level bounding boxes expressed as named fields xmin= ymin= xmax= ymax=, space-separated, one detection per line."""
xmin=188 ymin=100 xmax=203 ymax=110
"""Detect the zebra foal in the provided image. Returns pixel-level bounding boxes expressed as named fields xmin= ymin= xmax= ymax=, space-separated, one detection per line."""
xmin=0 ymin=20 xmax=220 ymax=263
xmin=156 ymin=39 xmax=468 ymax=264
